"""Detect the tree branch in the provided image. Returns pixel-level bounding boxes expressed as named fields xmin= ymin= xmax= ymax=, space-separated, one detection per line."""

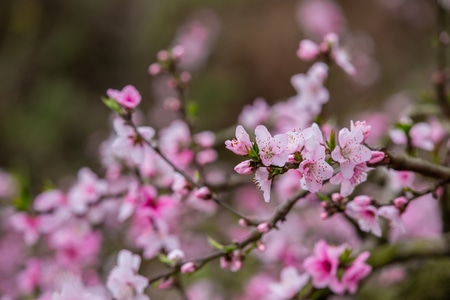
xmin=147 ymin=189 xmax=308 ymax=284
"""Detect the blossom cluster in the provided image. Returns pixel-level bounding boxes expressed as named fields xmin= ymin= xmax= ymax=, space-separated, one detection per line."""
xmin=1 ymin=3 xmax=449 ymax=299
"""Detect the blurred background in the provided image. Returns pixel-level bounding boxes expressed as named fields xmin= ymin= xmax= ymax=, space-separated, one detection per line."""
xmin=0 ymin=0 xmax=437 ymax=190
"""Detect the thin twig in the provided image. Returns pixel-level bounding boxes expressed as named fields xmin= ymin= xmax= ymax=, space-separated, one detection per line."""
xmin=147 ymin=189 xmax=308 ymax=284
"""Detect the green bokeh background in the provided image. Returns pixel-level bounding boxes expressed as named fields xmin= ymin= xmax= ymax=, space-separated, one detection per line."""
xmin=0 ymin=0 xmax=436 ymax=188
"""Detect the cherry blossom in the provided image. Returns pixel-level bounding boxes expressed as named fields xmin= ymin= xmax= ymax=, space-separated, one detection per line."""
xmin=331 ymin=123 xmax=372 ymax=179
xmin=112 ymin=118 xmax=155 ymax=165
xmin=303 ymin=240 xmax=346 ymax=293
xmin=107 ymin=85 xmax=142 ymax=109
xmin=255 ymin=125 xmax=289 ymax=167
xmin=268 ymin=266 xmax=309 ymax=300
xmin=106 ymin=250 xmax=149 ymax=300
xmin=225 ymin=125 xmax=252 ymax=156
xmin=299 ymin=145 xmax=333 ymax=193
xmin=345 ymin=195 xmax=381 ymax=237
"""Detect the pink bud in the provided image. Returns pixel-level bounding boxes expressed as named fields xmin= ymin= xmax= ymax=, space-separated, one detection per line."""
xmin=172 ymin=45 xmax=185 ymax=60
xmin=194 ymin=186 xmax=212 ymax=200
xmin=320 ymin=201 xmax=327 ymax=208
xmin=180 ymin=71 xmax=191 ymax=83
xmin=163 ymin=97 xmax=182 ymax=111
xmin=166 ymin=78 xmax=178 ymax=89
xmin=158 ymin=278 xmax=173 ymax=289
xmin=167 ymin=249 xmax=185 ymax=263
xmin=148 ymin=63 xmax=162 ymax=75
xmin=297 ymin=40 xmax=320 ymax=61
xmin=369 ymin=151 xmax=385 ymax=164
xmin=394 ymin=196 xmax=407 ymax=208
xmin=331 ymin=193 xmax=343 ymax=202
xmin=257 ymin=222 xmax=270 ymax=233
xmin=238 ymin=218 xmax=248 ymax=227
xmin=181 ymin=262 xmax=196 ymax=274
xmin=320 ymin=212 xmax=328 ymax=220
xmin=157 ymin=50 xmax=169 ymax=61
xmin=257 ymin=241 xmax=266 ymax=253
xmin=194 ymin=131 xmax=216 ymax=148
xmin=234 ymin=160 xmax=253 ymax=175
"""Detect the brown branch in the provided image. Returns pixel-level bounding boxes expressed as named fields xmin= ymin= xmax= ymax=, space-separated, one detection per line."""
xmin=147 ymin=189 xmax=308 ymax=284
xmin=376 ymin=151 xmax=450 ymax=180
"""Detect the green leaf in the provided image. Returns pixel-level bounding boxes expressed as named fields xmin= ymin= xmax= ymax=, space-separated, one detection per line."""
xmin=316 ymin=193 xmax=330 ymax=202
xmin=157 ymin=253 xmax=173 ymax=265
xmin=101 ymin=97 xmax=123 ymax=114
xmin=339 ymin=247 xmax=353 ymax=264
xmin=12 ymin=184 xmax=31 ymax=211
xmin=327 ymin=129 xmax=336 ymax=150
xmin=247 ymin=143 xmax=260 ymax=162
xmin=186 ymin=101 xmax=198 ymax=119
xmin=207 ymin=236 xmax=224 ymax=250
xmin=11 ymin=171 xmax=31 ymax=211
xmin=223 ymin=245 xmax=238 ymax=253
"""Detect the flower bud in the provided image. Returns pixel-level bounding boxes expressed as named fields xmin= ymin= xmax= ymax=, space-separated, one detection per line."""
xmin=369 ymin=151 xmax=385 ymax=164
xmin=148 ymin=63 xmax=162 ymax=75
xmin=157 ymin=50 xmax=170 ymax=62
xmin=180 ymin=71 xmax=192 ymax=83
xmin=394 ymin=196 xmax=407 ymax=208
xmin=257 ymin=241 xmax=266 ymax=253
xmin=181 ymin=262 xmax=196 ymax=274
xmin=172 ymin=45 xmax=185 ymax=60
xmin=194 ymin=186 xmax=212 ymax=200
xmin=238 ymin=218 xmax=248 ymax=227
xmin=167 ymin=249 xmax=185 ymax=263
xmin=257 ymin=222 xmax=270 ymax=233
xmin=234 ymin=160 xmax=253 ymax=175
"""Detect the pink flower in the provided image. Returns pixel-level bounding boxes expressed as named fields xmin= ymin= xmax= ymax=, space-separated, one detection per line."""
xmin=107 ymin=85 xmax=142 ymax=109
xmin=34 ymin=190 xmax=66 ymax=212
xmin=378 ymin=206 xmax=405 ymax=233
xmin=135 ymin=221 xmax=179 ymax=259
xmin=106 ymin=250 xmax=149 ymax=300
xmin=17 ymin=258 xmax=42 ymax=293
xmin=324 ymin=33 xmax=356 ymax=75
xmin=118 ymin=181 xmax=140 ymax=222
xmin=345 ymin=195 xmax=381 ymax=237
xmin=290 ymin=63 xmax=329 ymax=115
xmin=167 ymin=249 xmax=185 ymax=263
xmin=297 ymin=40 xmax=320 ymax=61
xmin=330 ymin=163 xmax=371 ymax=197
xmin=331 ymin=123 xmax=372 ymax=179
xmin=67 ymin=167 xmax=108 ymax=214
xmin=409 ymin=122 xmax=434 ymax=151
xmin=299 ymin=145 xmax=333 ymax=193
xmin=268 ymin=266 xmax=309 ymax=299
xmin=296 ymin=0 xmax=345 ymax=39
xmin=351 ymin=120 xmax=371 ymax=142
xmin=255 ymin=125 xmax=289 ymax=167
xmin=194 ymin=131 xmax=215 ymax=147
xmin=238 ymin=97 xmax=270 ymax=129
xmin=10 ymin=213 xmax=41 ymax=245
xmin=225 ymin=125 xmax=252 ymax=156
xmin=303 ymin=240 xmax=345 ymax=293
xmin=112 ymin=118 xmax=155 ymax=165
xmin=52 ymin=273 xmax=107 ymax=300
xmin=340 ymin=251 xmax=372 ymax=294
